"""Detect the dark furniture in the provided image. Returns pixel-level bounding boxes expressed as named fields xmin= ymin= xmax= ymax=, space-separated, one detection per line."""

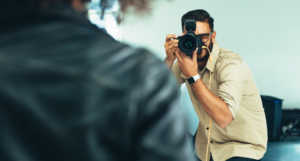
xmin=281 ymin=109 xmax=300 ymax=141
xmin=261 ymin=95 xmax=283 ymax=142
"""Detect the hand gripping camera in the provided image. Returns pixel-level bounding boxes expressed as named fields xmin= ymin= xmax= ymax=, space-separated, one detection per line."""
xmin=176 ymin=19 xmax=203 ymax=55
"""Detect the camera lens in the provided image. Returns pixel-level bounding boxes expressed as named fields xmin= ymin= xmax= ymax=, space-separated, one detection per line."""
xmin=183 ymin=40 xmax=194 ymax=49
xmin=178 ymin=34 xmax=197 ymax=54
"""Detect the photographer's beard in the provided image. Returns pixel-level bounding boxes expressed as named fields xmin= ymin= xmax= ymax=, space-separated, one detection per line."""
xmin=197 ymin=38 xmax=213 ymax=62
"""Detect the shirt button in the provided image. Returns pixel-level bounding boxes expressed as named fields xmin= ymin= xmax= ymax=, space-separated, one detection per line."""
xmin=211 ymin=141 xmax=213 ymax=143
xmin=206 ymin=127 xmax=209 ymax=130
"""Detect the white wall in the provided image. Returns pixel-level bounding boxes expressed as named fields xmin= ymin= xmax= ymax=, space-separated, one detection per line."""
xmin=121 ymin=0 xmax=300 ymax=134
xmin=121 ymin=0 xmax=300 ymax=110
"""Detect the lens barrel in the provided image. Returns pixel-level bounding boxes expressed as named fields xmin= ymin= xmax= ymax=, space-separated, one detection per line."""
xmin=178 ymin=34 xmax=197 ymax=54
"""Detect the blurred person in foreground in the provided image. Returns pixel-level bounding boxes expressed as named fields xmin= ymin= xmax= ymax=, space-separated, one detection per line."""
xmin=0 ymin=0 xmax=195 ymax=161
xmin=164 ymin=10 xmax=267 ymax=161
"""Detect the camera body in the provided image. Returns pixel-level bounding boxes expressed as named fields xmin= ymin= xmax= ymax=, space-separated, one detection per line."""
xmin=176 ymin=19 xmax=203 ymax=55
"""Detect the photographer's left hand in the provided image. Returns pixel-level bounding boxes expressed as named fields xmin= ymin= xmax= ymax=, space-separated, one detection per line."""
xmin=174 ymin=48 xmax=198 ymax=78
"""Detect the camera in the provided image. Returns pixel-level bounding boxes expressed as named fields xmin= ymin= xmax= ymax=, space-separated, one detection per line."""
xmin=176 ymin=19 xmax=203 ymax=55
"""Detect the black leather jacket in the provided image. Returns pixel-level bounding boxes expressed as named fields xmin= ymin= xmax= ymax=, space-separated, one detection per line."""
xmin=0 ymin=5 xmax=195 ymax=161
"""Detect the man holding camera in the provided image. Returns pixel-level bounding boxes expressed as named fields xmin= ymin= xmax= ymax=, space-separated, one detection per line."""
xmin=164 ymin=9 xmax=268 ymax=161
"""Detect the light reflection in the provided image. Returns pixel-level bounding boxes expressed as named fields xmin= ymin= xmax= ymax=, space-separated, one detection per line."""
xmin=88 ymin=0 xmax=121 ymax=40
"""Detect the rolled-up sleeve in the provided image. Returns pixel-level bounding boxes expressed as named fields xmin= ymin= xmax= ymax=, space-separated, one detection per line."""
xmin=217 ymin=59 xmax=248 ymax=119
xmin=171 ymin=60 xmax=185 ymax=86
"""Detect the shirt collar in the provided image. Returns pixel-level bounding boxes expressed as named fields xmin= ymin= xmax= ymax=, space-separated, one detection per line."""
xmin=205 ymin=41 xmax=220 ymax=73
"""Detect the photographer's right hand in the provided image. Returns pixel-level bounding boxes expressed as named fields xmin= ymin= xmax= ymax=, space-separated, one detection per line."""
xmin=164 ymin=34 xmax=179 ymax=62
xmin=164 ymin=34 xmax=178 ymax=69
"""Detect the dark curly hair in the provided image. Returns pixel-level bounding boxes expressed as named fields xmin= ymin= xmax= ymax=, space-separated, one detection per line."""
xmin=0 ymin=0 xmax=152 ymax=14
xmin=181 ymin=9 xmax=214 ymax=32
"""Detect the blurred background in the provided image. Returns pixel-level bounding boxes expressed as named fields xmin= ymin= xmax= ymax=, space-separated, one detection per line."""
xmin=88 ymin=0 xmax=300 ymax=160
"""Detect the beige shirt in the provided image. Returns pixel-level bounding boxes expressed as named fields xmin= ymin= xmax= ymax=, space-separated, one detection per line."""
xmin=171 ymin=41 xmax=268 ymax=161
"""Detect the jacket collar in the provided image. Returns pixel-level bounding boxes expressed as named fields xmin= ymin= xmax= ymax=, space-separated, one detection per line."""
xmin=0 ymin=4 xmax=89 ymax=26
xmin=0 ymin=4 xmax=100 ymax=35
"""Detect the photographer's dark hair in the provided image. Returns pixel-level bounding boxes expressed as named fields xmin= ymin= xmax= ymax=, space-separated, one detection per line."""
xmin=181 ymin=9 xmax=214 ymax=32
